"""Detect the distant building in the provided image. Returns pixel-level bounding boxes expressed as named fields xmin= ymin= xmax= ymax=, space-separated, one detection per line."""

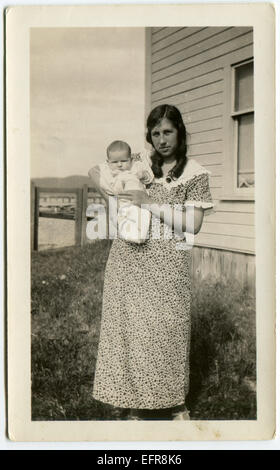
xmin=39 ymin=194 xmax=76 ymax=207
xmin=39 ymin=192 xmax=105 ymax=208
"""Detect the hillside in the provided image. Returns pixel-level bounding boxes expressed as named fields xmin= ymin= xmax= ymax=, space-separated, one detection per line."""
xmin=32 ymin=175 xmax=93 ymax=188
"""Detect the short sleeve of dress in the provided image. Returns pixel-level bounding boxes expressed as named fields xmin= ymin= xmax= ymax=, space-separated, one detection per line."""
xmin=184 ymin=172 xmax=214 ymax=216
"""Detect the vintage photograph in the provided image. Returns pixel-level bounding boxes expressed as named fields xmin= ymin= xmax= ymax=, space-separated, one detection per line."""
xmin=6 ymin=4 xmax=275 ymax=442
xmin=30 ymin=26 xmax=256 ymax=422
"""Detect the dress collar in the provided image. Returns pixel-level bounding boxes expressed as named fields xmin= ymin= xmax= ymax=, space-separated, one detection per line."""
xmin=153 ymin=158 xmax=211 ymax=189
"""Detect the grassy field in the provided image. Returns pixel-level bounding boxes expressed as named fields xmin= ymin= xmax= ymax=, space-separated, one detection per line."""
xmin=38 ymin=218 xmax=76 ymax=250
xmin=31 ymin=240 xmax=256 ymax=421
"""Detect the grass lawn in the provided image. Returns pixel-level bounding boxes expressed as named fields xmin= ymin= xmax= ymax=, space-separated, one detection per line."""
xmin=31 ymin=240 xmax=256 ymax=421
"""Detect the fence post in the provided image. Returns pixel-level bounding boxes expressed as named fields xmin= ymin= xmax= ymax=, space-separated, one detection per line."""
xmin=31 ymin=183 xmax=39 ymax=251
xmin=81 ymin=184 xmax=88 ymax=246
xmin=75 ymin=188 xmax=83 ymax=246
xmin=105 ymin=196 xmax=109 ymax=240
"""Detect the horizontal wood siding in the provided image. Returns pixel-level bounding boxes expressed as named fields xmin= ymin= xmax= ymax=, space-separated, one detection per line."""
xmin=150 ymin=26 xmax=254 ymax=254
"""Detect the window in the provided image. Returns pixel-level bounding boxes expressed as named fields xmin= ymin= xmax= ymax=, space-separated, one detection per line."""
xmin=222 ymin=58 xmax=254 ymax=200
xmin=232 ymin=60 xmax=254 ymax=189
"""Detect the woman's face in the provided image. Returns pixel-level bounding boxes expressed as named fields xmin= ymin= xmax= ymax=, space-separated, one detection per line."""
xmin=150 ymin=118 xmax=179 ymax=158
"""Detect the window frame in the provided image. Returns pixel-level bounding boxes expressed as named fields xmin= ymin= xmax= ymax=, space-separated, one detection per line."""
xmin=222 ymin=57 xmax=255 ymax=201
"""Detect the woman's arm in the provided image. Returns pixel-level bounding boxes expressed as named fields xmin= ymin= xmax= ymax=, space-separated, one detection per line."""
xmin=88 ymin=165 xmax=109 ymax=203
xmin=148 ymin=200 xmax=204 ymax=235
xmin=117 ymin=190 xmax=204 ymax=235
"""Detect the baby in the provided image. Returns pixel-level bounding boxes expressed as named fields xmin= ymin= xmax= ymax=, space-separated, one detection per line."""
xmin=89 ymin=141 xmax=153 ymax=243
xmin=102 ymin=140 xmax=153 ymax=195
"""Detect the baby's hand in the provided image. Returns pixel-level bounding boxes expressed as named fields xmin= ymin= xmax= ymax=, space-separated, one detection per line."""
xmin=112 ymin=180 xmax=124 ymax=194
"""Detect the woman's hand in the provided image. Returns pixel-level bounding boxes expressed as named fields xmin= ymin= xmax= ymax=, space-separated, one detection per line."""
xmin=117 ymin=190 xmax=153 ymax=208
xmin=88 ymin=165 xmax=109 ymax=203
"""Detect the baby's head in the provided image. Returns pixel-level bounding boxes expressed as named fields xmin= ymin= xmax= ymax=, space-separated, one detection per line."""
xmin=106 ymin=140 xmax=132 ymax=173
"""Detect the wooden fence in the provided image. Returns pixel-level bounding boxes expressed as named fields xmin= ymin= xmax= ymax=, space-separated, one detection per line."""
xmin=31 ymin=183 xmax=255 ymax=293
xmin=31 ymin=183 xmax=105 ymax=251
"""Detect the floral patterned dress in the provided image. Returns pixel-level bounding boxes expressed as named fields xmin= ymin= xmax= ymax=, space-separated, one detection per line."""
xmin=92 ymin=152 xmax=213 ymax=409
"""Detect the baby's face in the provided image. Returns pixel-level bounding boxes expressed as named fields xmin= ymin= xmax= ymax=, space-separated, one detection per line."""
xmin=107 ymin=150 xmax=132 ymax=172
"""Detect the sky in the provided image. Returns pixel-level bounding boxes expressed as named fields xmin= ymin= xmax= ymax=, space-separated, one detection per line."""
xmin=30 ymin=28 xmax=146 ymax=178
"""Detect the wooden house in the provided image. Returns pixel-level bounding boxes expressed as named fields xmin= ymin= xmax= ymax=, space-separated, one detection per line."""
xmin=145 ymin=27 xmax=255 ymax=291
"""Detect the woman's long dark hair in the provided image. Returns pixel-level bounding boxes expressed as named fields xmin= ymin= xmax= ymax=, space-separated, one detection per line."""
xmin=146 ymin=104 xmax=187 ymax=179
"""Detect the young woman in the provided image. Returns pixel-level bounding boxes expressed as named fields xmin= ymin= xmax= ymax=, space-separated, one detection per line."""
xmin=89 ymin=104 xmax=213 ymax=420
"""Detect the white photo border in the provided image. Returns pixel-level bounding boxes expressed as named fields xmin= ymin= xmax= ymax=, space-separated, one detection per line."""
xmin=6 ymin=3 xmax=276 ymax=442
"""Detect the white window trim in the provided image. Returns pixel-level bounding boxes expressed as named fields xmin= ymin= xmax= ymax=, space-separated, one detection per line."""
xmin=221 ymin=58 xmax=255 ymax=201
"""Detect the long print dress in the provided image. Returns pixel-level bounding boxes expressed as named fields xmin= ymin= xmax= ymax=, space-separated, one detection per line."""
xmin=93 ymin=153 xmax=213 ymax=409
